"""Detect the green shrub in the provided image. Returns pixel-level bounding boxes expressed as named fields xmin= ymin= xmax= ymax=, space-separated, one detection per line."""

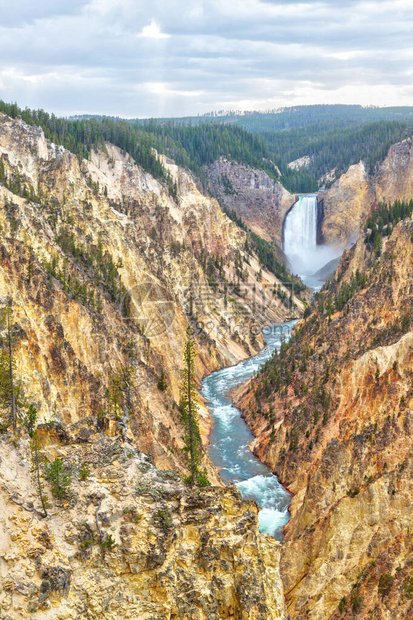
xmin=350 ymin=588 xmax=363 ymax=613
xmin=79 ymin=538 xmax=94 ymax=549
xmin=157 ymin=370 xmax=168 ymax=391
xmin=154 ymin=508 xmax=173 ymax=531
xmin=403 ymin=576 xmax=413 ymax=597
xmin=378 ymin=573 xmax=394 ymax=598
xmin=100 ymin=534 xmax=117 ymax=554
xmin=195 ymin=471 xmax=211 ymax=488
xmin=79 ymin=463 xmax=91 ymax=480
xmin=46 ymin=458 xmax=71 ymax=499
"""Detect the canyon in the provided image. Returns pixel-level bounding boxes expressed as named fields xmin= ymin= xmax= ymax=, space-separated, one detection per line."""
xmin=0 ymin=112 xmax=305 ymax=472
xmin=235 ymin=209 xmax=413 ymax=618
xmin=1 ymin=108 xmax=413 ymax=620
xmin=0 ymin=112 xmax=301 ymax=618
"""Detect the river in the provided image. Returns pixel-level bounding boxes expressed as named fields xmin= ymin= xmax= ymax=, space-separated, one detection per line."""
xmin=202 ymin=321 xmax=296 ymax=541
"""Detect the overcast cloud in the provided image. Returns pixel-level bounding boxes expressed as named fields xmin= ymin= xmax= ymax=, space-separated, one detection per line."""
xmin=0 ymin=0 xmax=412 ymax=117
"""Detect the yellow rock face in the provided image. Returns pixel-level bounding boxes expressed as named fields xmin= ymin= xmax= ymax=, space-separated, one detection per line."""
xmin=235 ymin=217 xmax=413 ymax=618
xmin=320 ymin=137 xmax=413 ymax=249
xmin=319 ymin=162 xmax=374 ymax=249
xmin=0 ymin=429 xmax=286 ymax=619
xmin=0 ymin=112 xmax=289 ymax=619
xmin=0 ymin=112 xmax=299 ymax=477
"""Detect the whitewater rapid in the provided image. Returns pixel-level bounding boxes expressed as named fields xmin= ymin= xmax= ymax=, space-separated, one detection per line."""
xmin=202 ymin=323 xmax=295 ymax=541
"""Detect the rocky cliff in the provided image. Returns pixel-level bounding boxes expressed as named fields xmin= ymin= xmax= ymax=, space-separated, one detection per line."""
xmin=320 ymin=136 xmax=413 ymax=249
xmin=318 ymin=162 xmax=374 ymax=249
xmin=0 ymin=112 xmax=294 ymax=618
xmin=0 ymin=425 xmax=285 ymax=619
xmin=235 ymin=215 xmax=413 ymax=618
xmin=204 ymin=158 xmax=296 ymax=249
xmin=0 ymin=112 xmax=303 ymax=477
xmin=375 ymin=136 xmax=413 ymax=203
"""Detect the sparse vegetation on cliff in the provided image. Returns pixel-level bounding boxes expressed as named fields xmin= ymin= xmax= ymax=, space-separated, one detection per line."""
xmin=0 ymin=300 xmax=19 ymax=432
xmin=235 ymin=203 xmax=413 ymax=618
xmin=365 ymin=199 xmax=413 ymax=245
xmin=1 ymin=426 xmax=287 ymax=618
xmin=0 ymin=109 xmax=300 ymax=485
xmin=180 ymin=328 xmax=209 ymax=487
xmin=223 ymin=206 xmax=306 ymax=293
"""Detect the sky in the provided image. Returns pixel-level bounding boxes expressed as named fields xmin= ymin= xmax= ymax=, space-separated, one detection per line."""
xmin=0 ymin=0 xmax=412 ymax=118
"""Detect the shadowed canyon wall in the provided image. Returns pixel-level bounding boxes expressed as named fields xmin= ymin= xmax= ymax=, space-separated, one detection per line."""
xmin=205 ymin=157 xmax=295 ymax=249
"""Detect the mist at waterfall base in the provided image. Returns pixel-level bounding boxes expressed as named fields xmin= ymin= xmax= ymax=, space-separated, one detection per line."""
xmin=284 ymin=195 xmax=341 ymax=287
xmin=203 ymin=324 xmax=295 ymax=541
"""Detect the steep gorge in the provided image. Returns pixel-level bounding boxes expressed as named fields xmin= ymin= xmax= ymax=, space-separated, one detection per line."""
xmin=0 ymin=112 xmax=305 ymax=474
xmin=4 ymin=109 xmax=413 ymax=620
xmin=235 ymin=214 xmax=413 ymax=618
xmin=0 ymin=112 xmax=301 ymax=618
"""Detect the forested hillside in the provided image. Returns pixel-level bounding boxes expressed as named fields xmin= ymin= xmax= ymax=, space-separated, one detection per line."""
xmin=8 ymin=100 xmax=413 ymax=199
xmin=0 ymin=101 xmax=280 ymax=194
xmin=131 ymin=105 xmax=413 ymax=131
xmin=139 ymin=106 xmax=413 ymax=193
xmin=160 ymin=106 xmax=413 ymax=193
xmin=260 ymin=120 xmax=413 ymax=192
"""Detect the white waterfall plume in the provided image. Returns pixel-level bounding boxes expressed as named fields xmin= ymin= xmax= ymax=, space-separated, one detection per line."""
xmin=283 ymin=195 xmax=341 ymax=277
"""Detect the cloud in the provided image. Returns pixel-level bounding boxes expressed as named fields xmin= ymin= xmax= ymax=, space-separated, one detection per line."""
xmin=138 ymin=20 xmax=170 ymax=39
xmin=0 ymin=0 xmax=412 ymax=116
xmin=1 ymin=0 xmax=88 ymax=27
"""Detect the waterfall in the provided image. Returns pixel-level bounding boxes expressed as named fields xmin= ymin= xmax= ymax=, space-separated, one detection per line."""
xmin=284 ymin=194 xmax=340 ymax=279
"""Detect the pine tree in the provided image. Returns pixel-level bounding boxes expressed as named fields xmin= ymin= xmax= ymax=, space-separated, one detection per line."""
xmin=23 ymin=404 xmax=48 ymax=518
xmin=0 ymin=300 xmax=18 ymax=433
xmin=373 ymin=230 xmax=382 ymax=257
xmin=179 ymin=327 xmax=209 ymax=487
xmin=46 ymin=458 xmax=71 ymax=499
xmin=157 ymin=370 xmax=168 ymax=391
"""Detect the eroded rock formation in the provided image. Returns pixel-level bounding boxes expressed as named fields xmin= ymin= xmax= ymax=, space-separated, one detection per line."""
xmin=320 ymin=136 xmax=413 ymax=249
xmin=0 ymin=112 xmax=302 ymax=476
xmin=204 ymin=157 xmax=295 ymax=248
xmin=0 ymin=426 xmax=285 ymax=619
xmin=235 ymin=217 xmax=413 ymax=618
xmin=0 ymin=112 xmax=291 ymax=619
xmin=319 ymin=162 xmax=374 ymax=249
